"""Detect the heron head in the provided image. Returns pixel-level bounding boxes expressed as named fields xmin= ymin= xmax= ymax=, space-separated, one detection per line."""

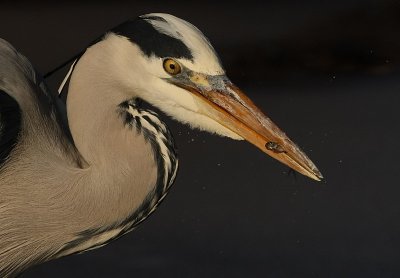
xmin=107 ymin=13 xmax=323 ymax=181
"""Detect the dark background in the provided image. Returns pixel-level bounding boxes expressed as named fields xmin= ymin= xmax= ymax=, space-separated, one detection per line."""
xmin=1 ymin=1 xmax=400 ymax=277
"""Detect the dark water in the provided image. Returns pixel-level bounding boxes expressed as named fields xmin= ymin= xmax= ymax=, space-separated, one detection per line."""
xmin=1 ymin=1 xmax=400 ymax=277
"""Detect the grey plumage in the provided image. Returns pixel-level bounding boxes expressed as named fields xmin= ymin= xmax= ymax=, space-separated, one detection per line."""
xmin=0 ymin=38 xmax=82 ymax=275
xmin=0 ymin=37 xmax=177 ymax=276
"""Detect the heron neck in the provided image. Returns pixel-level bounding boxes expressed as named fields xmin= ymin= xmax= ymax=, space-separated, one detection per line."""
xmin=67 ymin=36 xmax=137 ymax=164
xmin=66 ymin=37 xmax=158 ymax=225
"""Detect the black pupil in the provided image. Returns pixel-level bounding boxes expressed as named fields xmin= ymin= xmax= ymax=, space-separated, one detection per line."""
xmin=169 ymin=64 xmax=175 ymax=70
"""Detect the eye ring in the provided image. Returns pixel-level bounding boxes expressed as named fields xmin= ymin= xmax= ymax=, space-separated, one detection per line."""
xmin=163 ymin=58 xmax=181 ymax=75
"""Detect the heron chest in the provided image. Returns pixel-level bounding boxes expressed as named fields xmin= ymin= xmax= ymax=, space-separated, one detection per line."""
xmin=57 ymin=101 xmax=178 ymax=257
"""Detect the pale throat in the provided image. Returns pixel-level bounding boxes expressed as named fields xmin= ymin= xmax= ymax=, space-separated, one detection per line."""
xmin=65 ymin=37 xmax=146 ymax=166
xmin=47 ymin=37 xmax=165 ymax=230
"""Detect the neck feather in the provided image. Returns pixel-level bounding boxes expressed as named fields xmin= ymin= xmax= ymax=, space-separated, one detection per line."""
xmin=66 ymin=36 xmax=159 ymax=225
xmin=64 ymin=35 xmax=178 ymax=247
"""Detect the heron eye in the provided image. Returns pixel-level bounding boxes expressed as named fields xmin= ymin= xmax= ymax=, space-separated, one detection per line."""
xmin=163 ymin=59 xmax=181 ymax=75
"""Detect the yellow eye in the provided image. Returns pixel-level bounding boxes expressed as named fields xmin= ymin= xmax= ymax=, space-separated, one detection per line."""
xmin=163 ymin=59 xmax=181 ymax=75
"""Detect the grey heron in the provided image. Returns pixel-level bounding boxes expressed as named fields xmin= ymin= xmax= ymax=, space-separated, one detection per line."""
xmin=0 ymin=13 xmax=322 ymax=276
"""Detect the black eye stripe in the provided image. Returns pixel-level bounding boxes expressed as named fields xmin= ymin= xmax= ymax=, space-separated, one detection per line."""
xmin=112 ymin=18 xmax=194 ymax=60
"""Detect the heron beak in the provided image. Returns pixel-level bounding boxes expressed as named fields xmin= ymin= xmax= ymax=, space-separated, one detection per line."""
xmin=171 ymin=74 xmax=323 ymax=181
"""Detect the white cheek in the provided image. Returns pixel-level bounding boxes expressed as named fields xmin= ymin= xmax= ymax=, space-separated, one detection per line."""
xmin=135 ymin=77 xmax=242 ymax=140
xmin=142 ymin=77 xmax=199 ymax=113
xmin=144 ymin=86 xmax=242 ymax=140
xmin=122 ymin=54 xmax=240 ymax=140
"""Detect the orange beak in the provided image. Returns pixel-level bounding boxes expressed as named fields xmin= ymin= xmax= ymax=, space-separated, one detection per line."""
xmin=171 ymin=75 xmax=323 ymax=181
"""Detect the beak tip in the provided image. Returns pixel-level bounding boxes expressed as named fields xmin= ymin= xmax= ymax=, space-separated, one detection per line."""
xmin=312 ymin=169 xmax=324 ymax=182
